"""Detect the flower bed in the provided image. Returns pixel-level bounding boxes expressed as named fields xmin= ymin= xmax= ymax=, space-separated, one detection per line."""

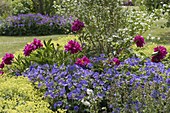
xmin=0 ymin=14 xmax=72 ymax=36
xmin=0 ymin=33 xmax=169 ymax=112
xmin=0 ymin=1 xmax=170 ymax=112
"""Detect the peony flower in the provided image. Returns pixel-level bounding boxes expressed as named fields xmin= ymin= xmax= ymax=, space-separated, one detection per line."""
xmin=2 ymin=53 xmax=14 ymax=65
xmin=23 ymin=38 xmax=43 ymax=56
xmin=0 ymin=62 xmax=4 ymax=69
xmin=134 ymin=35 xmax=145 ymax=47
xmin=31 ymin=38 xmax=43 ymax=50
xmin=23 ymin=44 xmax=34 ymax=56
xmin=112 ymin=57 xmax=120 ymax=65
xmin=65 ymin=40 xmax=82 ymax=54
xmin=151 ymin=46 xmax=167 ymax=62
xmin=71 ymin=19 xmax=84 ymax=32
xmin=75 ymin=56 xmax=90 ymax=67
xmin=151 ymin=55 xmax=161 ymax=63
xmin=0 ymin=70 xmax=4 ymax=75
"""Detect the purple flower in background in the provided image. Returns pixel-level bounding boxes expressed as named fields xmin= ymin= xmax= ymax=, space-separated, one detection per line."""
xmin=64 ymin=40 xmax=82 ymax=54
xmin=134 ymin=35 xmax=145 ymax=47
xmin=2 ymin=53 xmax=14 ymax=65
xmin=75 ymin=56 xmax=90 ymax=67
xmin=112 ymin=57 xmax=120 ymax=65
xmin=71 ymin=19 xmax=84 ymax=32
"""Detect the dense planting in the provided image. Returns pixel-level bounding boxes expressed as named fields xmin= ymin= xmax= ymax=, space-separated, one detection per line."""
xmin=0 ymin=0 xmax=170 ymax=113
xmin=0 ymin=35 xmax=169 ymax=112
xmin=21 ymin=55 xmax=170 ymax=112
xmin=0 ymin=14 xmax=72 ymax=36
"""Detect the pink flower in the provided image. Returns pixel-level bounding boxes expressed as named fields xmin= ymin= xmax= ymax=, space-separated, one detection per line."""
xmin=151 ymin=46 xmax=167 ymax=62
xmin=0 ymin=62 xmax=4 ymax=69
xmin=65 ymin=40 xmax=82 ymax=54
xmin=0 ymin=70 xmax=4 ymax=75
xmin=112 ymin=58 xmax=120 ymax=65
xmin=23 ymin=44 xmax=34 ymax=56
xmin=2 ymin=53 xmax=14 ymax=65
xmin=31 ymin=38 xmax=43 ymax=50
xmin=75 ymin=56 xmax=90 ymax=67
xmin=134 ymin=35 xmax=145 ymax=47
xmin=23 ymin=38 xmax=43 ymax=56
xmin=151 ymin=55 xmax=161 ymax=63
xmin=71 ymin=19 xmax=85 ymax=32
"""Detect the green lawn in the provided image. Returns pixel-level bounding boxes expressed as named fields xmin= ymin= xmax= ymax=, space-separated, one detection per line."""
xmin=137 ymin=18 xmax=170 ymax=56
xmin=0 ymin=35 xmax=76 ymax=58
xmin=0 ymin=18 xmax=170 ymax=59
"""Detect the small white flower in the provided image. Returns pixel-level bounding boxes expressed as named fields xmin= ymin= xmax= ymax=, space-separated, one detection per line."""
xmin=151 ymin=37 xmax=155 ymax=40
xmin=81 ymin=99 xmax=90 ymax=106
xmin=87 ymin=89 xmax=94 ymax=95
xmin=157 ymin=37 xmax=160 ymax=40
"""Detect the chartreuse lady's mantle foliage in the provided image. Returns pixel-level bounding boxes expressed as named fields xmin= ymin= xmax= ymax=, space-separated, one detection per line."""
xmin=0 ymin=76 xmax=53 ymax=112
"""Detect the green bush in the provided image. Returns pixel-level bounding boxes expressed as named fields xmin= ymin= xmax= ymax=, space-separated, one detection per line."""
xmin=56 ymin=0 xmax=132 ymax=57
xmin=0 ymin=76 xmax=53 ymax=112
xmin=11 ymin=0 xmax=33 ymax=15
xmin=0 ymin=0 xmax=12 ymax=18
xmin=143 ymin=0 xmax=170 ymax=12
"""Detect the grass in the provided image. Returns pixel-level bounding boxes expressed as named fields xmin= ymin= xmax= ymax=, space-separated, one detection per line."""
xmin=138 ymin=18 xmax=170 ymax=57
xmin=0 ymin=18 xmax=170 ymax=59
xmin=0 ymin=35 xmax=76 ymax=58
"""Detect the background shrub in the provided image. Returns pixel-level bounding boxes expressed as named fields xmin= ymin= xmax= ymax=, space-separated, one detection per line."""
xmin=11 ymin=0 xmax=33 ymax=15
xmin=143 ymin=0 xmax=170 ymax=12
xmin=0 ymin=0 xmax=12 ymax=18
xmin=0 ymin=13 xmax=72 ymax=36
xmin=55 ymin=0 xmax=132 ymax=57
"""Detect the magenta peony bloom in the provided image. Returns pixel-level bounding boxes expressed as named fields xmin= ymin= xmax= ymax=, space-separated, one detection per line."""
xmin=151 ymin=46 xmax=167 ymax=62
xmin=31 ymin=38 xmax=43 ymax=50
xmin=71 ymin=19 xmax=85 ymax=32
xmin=65 ymin=40 xmax=82 ymax=54
xmin=0 ymin=62 xmax=4 ymax=69
xmin=0 ymin=70 xmax=4 ymax=75
xmin=134 ymin=35 xmax=145 ymax=47
xmin=2 ymin=53 xmax=14 ymax=65
xmin=75 ymin=56 xmax=90 ymax=67
xmin=112 ymin=57 xmax=120 ymax=65
xmin=23 ymin=38 xmax=43 ymax=56
xmin=151 ymin=55 xmax=161 ymax=63
xmin=23 ymin=44 xmax=34 ymax=56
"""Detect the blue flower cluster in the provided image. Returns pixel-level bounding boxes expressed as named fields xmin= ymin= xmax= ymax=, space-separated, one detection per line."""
xmin=0 ymin=13 xmax=73 ymax=36
xmin=23 ymin=56 xmax=170 ymax=112
xmin=23 ymin=63 xmax=114 ymax=112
